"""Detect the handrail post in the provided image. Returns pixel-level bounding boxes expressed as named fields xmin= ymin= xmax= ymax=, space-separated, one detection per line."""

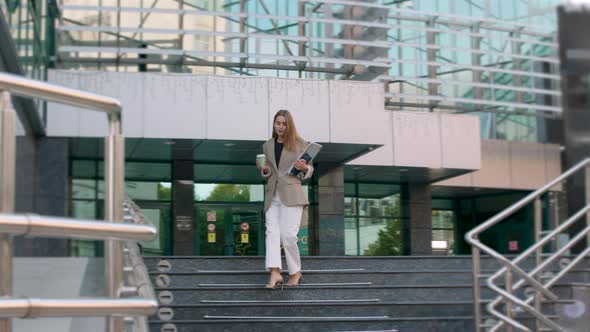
xmin=505 ymin=267 xmax=514 ymax=332
xmin=550 ymin=193 xmax=559 ymax=252
xmin=105 ymin=113 xmax=125 ymax=332
xmin=472 ymin=245 xmax=481 ymax=332
xmin=585 ymin=164 xmax=590 ymax=249
xmin=0 ymin=91 xmax=16 ymax=332
xmin=534 ymin=197 xmax=542 ymax=331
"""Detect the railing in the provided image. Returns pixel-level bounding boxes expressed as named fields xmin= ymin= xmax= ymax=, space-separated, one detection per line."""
xmin=466 ymin=158 xmax=590 ymax=332
xmin=122 ymin=197 xmax=159 ymax=332
xmin=0 ymin=213 xmax=158 ymax=319
xmin=0 ymin=71 xmax=155 ymax=332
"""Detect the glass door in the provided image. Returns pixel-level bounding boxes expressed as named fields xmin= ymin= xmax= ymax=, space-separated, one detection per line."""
xmin=195 ymin=204 xmax=263 ymax=256
xmin=231 ymin=206 xmax=264 ymax=256
xmin=195 ymin=206 xmax=228 ymax=255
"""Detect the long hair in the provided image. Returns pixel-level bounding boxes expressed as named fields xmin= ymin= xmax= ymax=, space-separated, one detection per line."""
xmin=272 ymin=110 xmax=303 ymax=151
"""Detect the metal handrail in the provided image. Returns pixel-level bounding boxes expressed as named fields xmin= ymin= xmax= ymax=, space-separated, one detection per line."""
xmin=125 ymin=244 xmax=156 ymax=332
xmin=465 ymin=158 xmax=590 ymax=332
xmin=0 ymin=213 xmax=156 ymax=241
xmin=0 ymin=72 xmax=121 ymax=116
xmin=489 ymin=205 xmax=590 ymax=296
xmin=0 ymin=299 xmax=157 ymax=318
xmin=488 ymin=208 xmax=590 ymax=332
xmin=0 ymin=72 xmax=127 ymax=332
xmin=0 ymin=212 xmax=158 ymax=321
xmin=122 ymin=197 xmax=159 ymax=332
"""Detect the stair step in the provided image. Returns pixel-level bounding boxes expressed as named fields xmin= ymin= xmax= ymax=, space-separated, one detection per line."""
xmin=204 ymin=315 xmax=392 ymax=320
xmin=146 ymin=256 xmax=590 ymax=332
xmin=331 ymin=330 xmax=397 ymax=332
xmin=149 ymin=316 xmax=474 ymax=332
xmin=150 ymin=315 xmax=553 ymax=332
xmin=155 ymin=285 xmax=486 ymax=302
xmin=152 ymin=301 xmax=476 ymax=319
xmin=187 ymin=269 xmax=367 ymax=273
xmin=201 ymin=299 xmax=382 ymax=304
xmin=152 ymin=302 xmax=560 ymax=322
xmin=151 ymin=270 xmax=478 ymax=286
xmin=150 ymin=269 xmax=590 ymax=288
xmin=155 ymin=283 xmax=579 ymax=303
xmin=196 ymin=282 xmax=371 ymax=287
xmin=145 ymin=256 xmax=590 ymax=273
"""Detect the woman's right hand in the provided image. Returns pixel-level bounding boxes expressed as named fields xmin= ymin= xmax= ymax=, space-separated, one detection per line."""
xmin=256 ymin=159 xmax=270 ymax=174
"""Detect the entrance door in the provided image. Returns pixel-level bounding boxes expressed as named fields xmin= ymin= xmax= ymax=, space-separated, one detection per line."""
xmin=195 ymin=204 xmax=264 ymax=256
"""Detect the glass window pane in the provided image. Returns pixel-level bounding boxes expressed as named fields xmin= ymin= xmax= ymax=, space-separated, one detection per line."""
xmin=71 ymin=200 xmax=99 ymax=257
xmin=126 ymin=162 xmax=171 ymax=182
xmin=71 ymin=240 xmax=99 ymax=257
xmin=432 ymin=210 xmax=455 ymax=255
xmin=126 ymin=181 xmax=170 ymax=201
xmin=344 ymin=183 xmax=357 ymax=216
xmin=72 ymin=200 xmax=96 ymax=219
xmin=432 ymin=210 xmax=454 ymax=229
xmin=72 ymin=179 xmax=97 ymax=199
xmin=432 ymin=229 xmax=455 ymax=254
xmin=357 ymin=194 xmax=401 ymax=218
xmin=72 ymin=160 xmax=98 ymax=180
xmin=140 ymin=208 xmax=164 ymax=253
xmin=360 ymin=218 xmax=402 ymax=256
xmin=344 ymin=197 xmax=356 ymax=216
xmin=344 ymin=217 xmax=358 ymax=256
xmin=195 ymin=183 xmax=264 ymax=202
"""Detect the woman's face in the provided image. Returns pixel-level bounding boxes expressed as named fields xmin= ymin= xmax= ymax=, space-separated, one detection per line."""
xmin=274 ymin=115 xmax=288 ymax=137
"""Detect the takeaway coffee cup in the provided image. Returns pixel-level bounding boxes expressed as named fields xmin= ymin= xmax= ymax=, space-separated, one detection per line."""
xmin=256 ymin=154 xmax=266 ymax=168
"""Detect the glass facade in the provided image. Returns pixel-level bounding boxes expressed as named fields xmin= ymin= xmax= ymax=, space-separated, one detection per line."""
xmin=69 ymin=157 xmax=312 ymax=257
xmin=5 ymin=2 xmax=564 ymax=257
xmin=0 ymin=1 xmax=51 ymax=80
xmin=0 ymin=0 xmax=57 ymax=124
xmin=54 ymin=0 xmax=562 ymax=143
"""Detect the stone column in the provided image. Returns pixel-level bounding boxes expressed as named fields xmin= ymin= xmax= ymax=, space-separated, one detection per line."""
xmin=558 ymin=6 xmax=590 ymax=253
xmin=401 ymin=183 xmax=432 ymax=255
xmin=14 ymin=137 xmax=69 ymax=256
xmin=317 ymin=164 xmax=345 ymax=255
xmin=172 ymin=141 xmax=195 ymax=255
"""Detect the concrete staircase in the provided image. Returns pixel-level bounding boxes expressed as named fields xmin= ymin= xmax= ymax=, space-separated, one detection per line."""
xmin=144 ymin=256 xmax=590 ymax=332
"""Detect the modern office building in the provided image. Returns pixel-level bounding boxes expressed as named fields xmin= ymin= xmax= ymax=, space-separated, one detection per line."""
xmin=1 ymin=0 xmax=569 ymax=260
xmin=6 ymin=1 xmax=590 ymax=332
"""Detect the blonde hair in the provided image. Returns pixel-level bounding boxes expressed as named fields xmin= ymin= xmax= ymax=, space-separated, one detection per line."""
xmin=272 ymin=110 xmax=303 ymax=151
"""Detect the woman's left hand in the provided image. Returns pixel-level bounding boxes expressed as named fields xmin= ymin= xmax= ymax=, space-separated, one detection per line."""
xmin=293 ymin=159 xmax=309 ymax=172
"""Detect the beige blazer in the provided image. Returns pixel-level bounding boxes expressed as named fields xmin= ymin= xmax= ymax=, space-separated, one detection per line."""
xmin=261 ymin=138 xmax=314 ymax=212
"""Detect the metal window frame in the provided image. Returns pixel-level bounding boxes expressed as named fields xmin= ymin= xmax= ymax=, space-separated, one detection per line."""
xmin=391 ymin=40 xmax=558 ymax=64
xmin=386 ymin=92 xmax=561 ymax=113
xmin=382 ymin=75 xmax=561 ymax=97
xmin=388 ymin=58 xmax=560 ymax=80
xmin=388 ymin=22 xmax=558 ymax=48
xmin=56 ymin=25 xmax=394 ymax=48
xmin=57 ymin=46 xmax=392 ymax=67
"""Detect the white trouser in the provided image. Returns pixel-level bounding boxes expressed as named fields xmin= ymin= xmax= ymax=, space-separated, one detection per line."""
xmin=265 ymin=192 xmax=303 ymax=275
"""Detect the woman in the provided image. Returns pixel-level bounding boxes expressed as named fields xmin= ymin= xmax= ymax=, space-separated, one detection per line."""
xmin=256 ymin=110 xmax=314 ymax=289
